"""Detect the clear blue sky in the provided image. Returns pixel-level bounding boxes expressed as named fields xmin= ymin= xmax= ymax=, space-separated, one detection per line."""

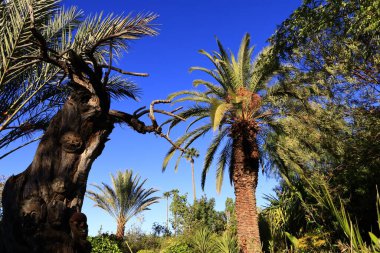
xmin=0 ymin=0 xmax=301 ymax=235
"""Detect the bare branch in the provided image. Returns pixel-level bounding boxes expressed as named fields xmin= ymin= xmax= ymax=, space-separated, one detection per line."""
xmin=108 ymin=100 xmax=185 ymax=152
xmin=99 ymin=65 xmax=149 ymax=77
xmin=149 ymin=100 xmax=171 ymax=123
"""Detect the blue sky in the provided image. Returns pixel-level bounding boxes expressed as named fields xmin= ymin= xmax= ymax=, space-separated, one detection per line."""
xmin=0 ymin=0 xmax=301 ymax=235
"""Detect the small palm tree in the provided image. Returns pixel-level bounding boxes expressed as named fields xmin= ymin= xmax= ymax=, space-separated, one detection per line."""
xmin=163 ymin=34 xmax=281 ymax=252
xmin=87 ymin=169 xmax=160 ymax=239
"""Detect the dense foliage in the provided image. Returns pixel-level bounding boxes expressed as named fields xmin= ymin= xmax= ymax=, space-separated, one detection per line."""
xmin=88 ymin=234 xmax=122 ymax=253
xmin=259 ymin=0 xmax=380 ymax=251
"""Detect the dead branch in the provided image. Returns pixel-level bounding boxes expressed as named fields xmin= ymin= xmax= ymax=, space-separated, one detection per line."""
xmin=109 ymin=100 xmax=186 ymax=152
xmin=99 ymin=65 xmax=149 ymax=77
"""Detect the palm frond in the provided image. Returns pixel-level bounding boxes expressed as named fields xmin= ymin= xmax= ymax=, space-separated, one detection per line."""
xmin=106 ymin=75 xmax=140 ymax=100
xmin=162 ymin=123 xmax=211 ymax=171
xmin=73 ymin=12 xmax=158 ymax=60
xmin=202 ymin=127 xmax=229 ymax=189
xmin=215 ymin=139 xmax=232 ymax=193
xmin=0 ymin=0 xmax=60 ymax=84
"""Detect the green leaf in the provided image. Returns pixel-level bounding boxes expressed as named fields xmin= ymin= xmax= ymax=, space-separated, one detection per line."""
xmin=369 ymin=232 xmax=380 ymax=248
xmin=285 ymin=232 xmax=299 ymax=249
xmin=210 ymin=100 xmax=230 ymax=130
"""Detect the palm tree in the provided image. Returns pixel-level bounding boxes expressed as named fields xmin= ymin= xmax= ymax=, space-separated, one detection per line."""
xmin=163 ymin=191 xmax=172 ymax=231
xmin=184 ymin=148 xmax=199 ymax=203
xmin=87 ymin=169 xmax=160 ymax=239
xmin=163 ymin=34 xmax=280 ymax=252
xmin=1 ymin=1 xmax=177 ymax=251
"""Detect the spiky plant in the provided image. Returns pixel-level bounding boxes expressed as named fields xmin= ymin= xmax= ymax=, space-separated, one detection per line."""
xmin=191 ymin=227 xmax=216 ymax=253
xmin=215 ymin=231 xmax=240 ymax=253
xmin=87 ymin=170 xmax=160 ymax=239
xmin=163 ymin=34 xmax=283 ymax=252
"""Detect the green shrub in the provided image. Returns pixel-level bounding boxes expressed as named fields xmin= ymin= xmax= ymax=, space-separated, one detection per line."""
xmin=214 ymin=231 xmax=239 ymax=253
xmin=136 ymin=250 xmax=156 ymax=253
xmin=88 ymin=235 xmax=122 ymax=253
xmin=190 ymin=227 xmax=216 ymax=253
xmin=162 ymin=242 xmax=191 ymax=253
xmin=125 ymin=230 xmax=162 ymax=252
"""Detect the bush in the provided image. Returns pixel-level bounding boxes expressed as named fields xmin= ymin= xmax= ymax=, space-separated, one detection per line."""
xmin=162 ymin=242 xmax=191 ymax=253
xmin=190 ymin=227 xmax=216 ymax=253
xmin=214 ymin=231 xmax=239 ymax=253
xmin=88 ymin=235 xmax=122 ymax=253
xmin=136 ymin=250 xmax=156 ymax=253
xmin=160 ymin=236 xmax=192 ymax=253
xmin=125 ymin=230 xmax=162 ymax=252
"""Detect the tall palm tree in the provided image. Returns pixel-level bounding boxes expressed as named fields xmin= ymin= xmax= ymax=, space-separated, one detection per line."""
xmin=163 ymin=34 xmax=280 ymax=253
xmin=163 ymin=191 xmax=172 ymax=231
xmin=87 ymin=170 xmax=160 ymax=239
xmin=184 ymin=148 xmax=199 ymax=203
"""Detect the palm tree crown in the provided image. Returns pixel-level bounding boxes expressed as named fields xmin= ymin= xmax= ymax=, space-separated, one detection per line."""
xmin=164 ymin=33 xmax=278 ymax=192
xmin=87 ymin=169 xmax=159 ymax=239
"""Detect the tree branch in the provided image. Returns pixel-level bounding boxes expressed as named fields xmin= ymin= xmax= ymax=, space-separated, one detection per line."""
xmin=108 ymin=100 xmax=186 ymax=152
xmin=99 ymin=65 xmax=149 ymax=77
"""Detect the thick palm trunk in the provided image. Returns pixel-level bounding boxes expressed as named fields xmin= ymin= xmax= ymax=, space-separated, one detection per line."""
xmin=1 ymin=88 xmax=113 ymax=253
xmin=116 ymin=221 xmax=126 ymax=240
xmin=231 ymin=121 xmax=261 ymax=253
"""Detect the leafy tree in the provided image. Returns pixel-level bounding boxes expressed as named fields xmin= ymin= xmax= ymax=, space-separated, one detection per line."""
xmin=0 ymin=1 xmax=180 ymax=251
xmin=168 ymin=189 xmax=226 ymax=236
xmin=152 ymin=222 xmax=171 ymax=237
xmin=265 ymin=0 xmax=380 ymax=242
xmin=169 ymin=190 xmax=188 ymax=235
xmin=188 ymin=195 xmax=226 ymax=234
xmin=87 ymin=169 xmax=160 ymax=239
xmin=163 ymin=34 xmax=283 ymax=252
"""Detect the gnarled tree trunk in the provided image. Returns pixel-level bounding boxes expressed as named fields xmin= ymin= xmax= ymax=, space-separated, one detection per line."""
xmin=1 ymin=87 xmax=113 ymax=253
xmin=231 ymin=120 xmax=261 ymax=253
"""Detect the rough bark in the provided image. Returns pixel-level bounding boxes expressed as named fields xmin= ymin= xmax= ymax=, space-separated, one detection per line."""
xmin=231 ymin=120 xmax=261 ymax=253
xmin=116 ymin=220 xmax=126 ymax=240
xmin=1 ymin=87 xmax=113 ymax=253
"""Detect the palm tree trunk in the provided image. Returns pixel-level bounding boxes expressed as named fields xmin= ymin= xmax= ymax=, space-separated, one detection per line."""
xmin=116 ymin=221 xmax=126 ymax=240
xmin=231 ymin=122 xmax=261 ymax=253
xmin=191 ymin=159 xmax=196 ymax=203
xmin=1 ymin=88 xmax=113 ymax=253
xmin=166 ymin=196 xmax=169 ymax=231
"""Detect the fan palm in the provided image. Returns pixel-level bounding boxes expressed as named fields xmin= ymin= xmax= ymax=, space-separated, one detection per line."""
xmin=163 ymin=34 xmax=280 ymax=253
xmin=87 ymin=169 xmax=159 ymax=239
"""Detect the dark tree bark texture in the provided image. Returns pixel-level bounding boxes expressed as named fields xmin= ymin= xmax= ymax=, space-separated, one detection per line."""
xmin=231 ymin=120 xmax=261 ymax=253
xmin=1 ymin=88 xmax=113 ymax=253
